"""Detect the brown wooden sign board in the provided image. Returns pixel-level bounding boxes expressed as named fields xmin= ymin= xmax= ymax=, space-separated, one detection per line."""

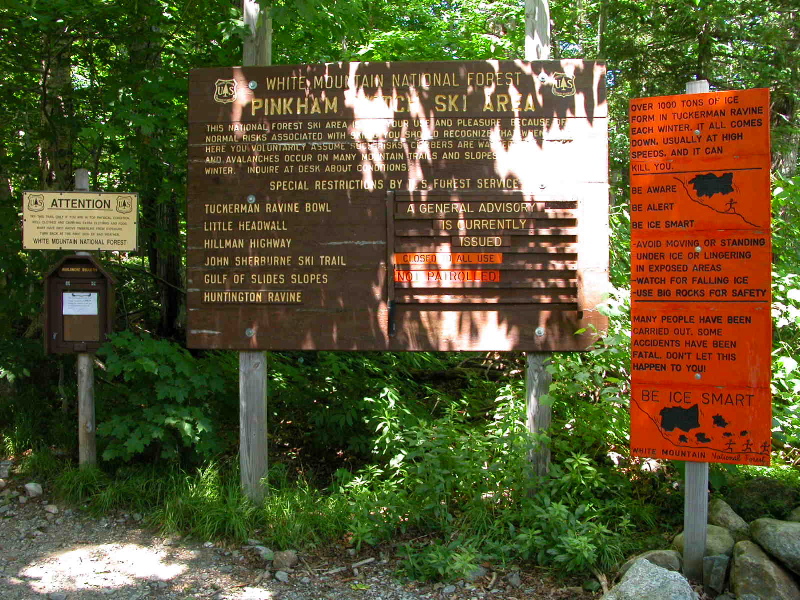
xmin=628 ymin=88 xmax=771 ymax=466
xmin=187 ymin=60 xmax=609 ymax=351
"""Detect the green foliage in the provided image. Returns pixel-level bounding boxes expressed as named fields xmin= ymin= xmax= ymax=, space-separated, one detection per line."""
xmin=96 ymin=332 xmax=233 ymax=462
xmin=726 ymin=476 xmax=800 ymax=521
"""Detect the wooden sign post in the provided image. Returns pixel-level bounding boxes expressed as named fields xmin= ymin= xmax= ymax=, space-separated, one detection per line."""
xmin=238 ymin=0 xmax=271 ymax=504
xmin=524 ymin=0 xmax=553 ymax=477
xmin=23 ymin=168 xmax=136 ymax=468
xmin=628 ymin=86 xmax=772 ymax=579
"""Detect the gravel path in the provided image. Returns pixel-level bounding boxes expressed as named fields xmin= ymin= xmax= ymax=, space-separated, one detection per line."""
xmin=0 ymin=462 xmax=593 ymax=600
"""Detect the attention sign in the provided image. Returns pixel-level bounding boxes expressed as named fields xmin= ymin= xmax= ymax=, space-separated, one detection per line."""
xmin=23 ymin=191 xmax=138 ymax=251
xmin=187 ymin=60 xmax=609 ymax=351
xmin=628 ymin=88 xmax=771 ymax=466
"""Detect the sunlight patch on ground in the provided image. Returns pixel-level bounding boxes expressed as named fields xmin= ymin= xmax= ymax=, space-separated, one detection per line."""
xmin=20 ymin=543 xmax=186 ymax=594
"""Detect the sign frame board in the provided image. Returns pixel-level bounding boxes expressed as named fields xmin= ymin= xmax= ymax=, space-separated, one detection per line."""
xmin=22 ymin=191 xmax=138 ymax=252
xmin=187 ymin=60 xmax=610 ymax=352
xmin=628 ymin=88 xmax=771 ymax=466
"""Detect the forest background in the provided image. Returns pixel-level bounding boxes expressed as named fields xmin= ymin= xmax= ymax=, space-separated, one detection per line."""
xmin=1 ymin=0 xmax=800 ymax=583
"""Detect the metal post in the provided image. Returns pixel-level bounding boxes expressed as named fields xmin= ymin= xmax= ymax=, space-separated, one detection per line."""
xmin=682 ymin=78 xmax=710 ymax=581
xmin=239 ymin=0 xmax=272 ymax=504
xmin=74 ymin=167 xmax=97 ymax=467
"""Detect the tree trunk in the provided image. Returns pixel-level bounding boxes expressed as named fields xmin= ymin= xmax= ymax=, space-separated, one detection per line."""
xmin=40 ymin=28 xmax=74 ymax=189
xmin=128 ymin=3 xmax=184 ymax=338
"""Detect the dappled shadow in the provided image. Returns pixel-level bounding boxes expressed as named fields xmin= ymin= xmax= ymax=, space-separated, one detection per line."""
xmin=186 ymin=59 xmax=608 ymax=351
xmin=0 ymin=512 xmax=273 ymax=599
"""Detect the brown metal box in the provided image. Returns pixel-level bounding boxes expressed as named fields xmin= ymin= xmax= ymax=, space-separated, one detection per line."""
xmin=44 ymin=255 xmax=116 ymax=354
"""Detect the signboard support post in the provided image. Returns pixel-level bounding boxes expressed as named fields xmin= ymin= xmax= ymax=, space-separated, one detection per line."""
xmin=238 ymin=0 xmax=271 ymax=504
xmin=525 ymin=0 xmax=553 ymax=478
xmin=74 ymin=167 xmax=97 ymax=468
xmin=681 ymin=78 xmax=710 ymax=581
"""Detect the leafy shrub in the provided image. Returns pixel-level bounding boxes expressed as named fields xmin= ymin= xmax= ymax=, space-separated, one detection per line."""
xmin=726 ymin=476 xmax=800 ymax=521
xmin=95 ymin=331 xmax=233 ymax=462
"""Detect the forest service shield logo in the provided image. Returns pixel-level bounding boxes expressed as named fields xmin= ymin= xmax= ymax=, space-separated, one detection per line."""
xmin=115 ymin=195 xmax=133 ymax=213
xmin=552 ymin=73 xmax=576 ymax=97
xmin=27 ymin=193 xmax=44 ymax=212
xmin=214 ymin=79 xmax=237 ymax=103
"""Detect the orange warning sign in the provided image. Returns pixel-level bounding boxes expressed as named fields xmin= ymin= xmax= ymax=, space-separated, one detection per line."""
xmin=393 ymin=253 xmax=503 ymax=265
xmin=629 ymin=88 xmax=771 ymax=466
xmin=394 ymin=270 xmax=501 ymax=283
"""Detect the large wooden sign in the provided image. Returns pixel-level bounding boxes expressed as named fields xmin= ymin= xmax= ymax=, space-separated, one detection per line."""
xmin=629 ymin=88 xmax=771 ymax=466
xmin=22 ymin=191 xmax=138 ymax=251
xmin=187 ymin=60 xmax=609 ymax=351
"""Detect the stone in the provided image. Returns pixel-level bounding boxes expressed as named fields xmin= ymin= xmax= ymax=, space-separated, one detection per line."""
xmin=602 ymin=559 xmax=698 ymax=600
xmin=18 ymin=495 xmax=27 ymax=505
xmin=253 ymin=546 xmax=274 ymax=562
xmin=672 ymin=524 xmax=735 ymax=557
xmin=619 ymin=549 xmax=682 ymax=577
xmin=272 ymin=549 xmax=298 ymax=570
xmin=274 ymin=570 xmax=290 ymax=583
xmin=506 ymin=572 xmax=522 ymax=588
xmin=708 ymin=498 xmax=750 ymax=541
xmin=702 ymin=554 xmax=729 ymax=596
xmin=464 ymin=566 xmax=487 ymax=582
xmin=750 ymin=517 xmax=800 ymax=575
xmin=0 ymin=478 xmax=6 ymax=489
xmin=442 ymin=585 xmax=457 ymax=595
xmin=300 ymin=576 xmax=311 ymax=584
xmin=787 ymin=506 xmax=800 ymax=522
xmin=24 ymin=482 xmax=43 ymax=497
xmin=44 ymin=504 xmax=58 ymax=514
xmin=48 ymin=593 xmax=67 ymax=600
xmin=730 ymin=540 xmax=800 ymax=600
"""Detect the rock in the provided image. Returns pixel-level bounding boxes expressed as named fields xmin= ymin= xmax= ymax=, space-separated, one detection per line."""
xmin=247 ymin=538 xmax=264 ymax=546
xmin=0 ymin=479 xmax=6 ymax=490
xmin=506 ymin=572 xmax=522 ymax=588
xmin=24 ymin=482 xmax=43 ymax=497
xmin=602 ymin=558 xmax=698 ymax=600
xmin=18 ymin=495 xmax=27 ymax=505
xmin=787 ymin=507 xmax=800 ymax=522
xmin=300 ymin=576 xmax=311 ymax=584
xmin=44 ymin=504 xmax=58 ymax=514
xmin=750 ymin=517 xmax=800 ymax=575
xmin=275 ymin=570 xmax=290 ymax=583
xmin=253 ymin=546 xmax=274 ymax=562
xmin=272 ymin=549 xmax=298 ymax=570
xmin=730 ymin=540 xmax=800 ymax=600
xmin=48 ymin=593 xmax=67 ymax=600
xmin=619 ymin=549 xmax=682 ymax=577
xmin=442 ymin=584 xmax=457 ymax=595
xmin=0 ymin=461 xmax=11 ymax=479
xmin=464 ymin=566 xmax=487 ymax=582
xmin=702 ymin=554 xmax=729 ymax=595
xmin=672 ymin=524 xmax=735 ymax=557
xmin=708 ymin=498 xmax=750 ymax=541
